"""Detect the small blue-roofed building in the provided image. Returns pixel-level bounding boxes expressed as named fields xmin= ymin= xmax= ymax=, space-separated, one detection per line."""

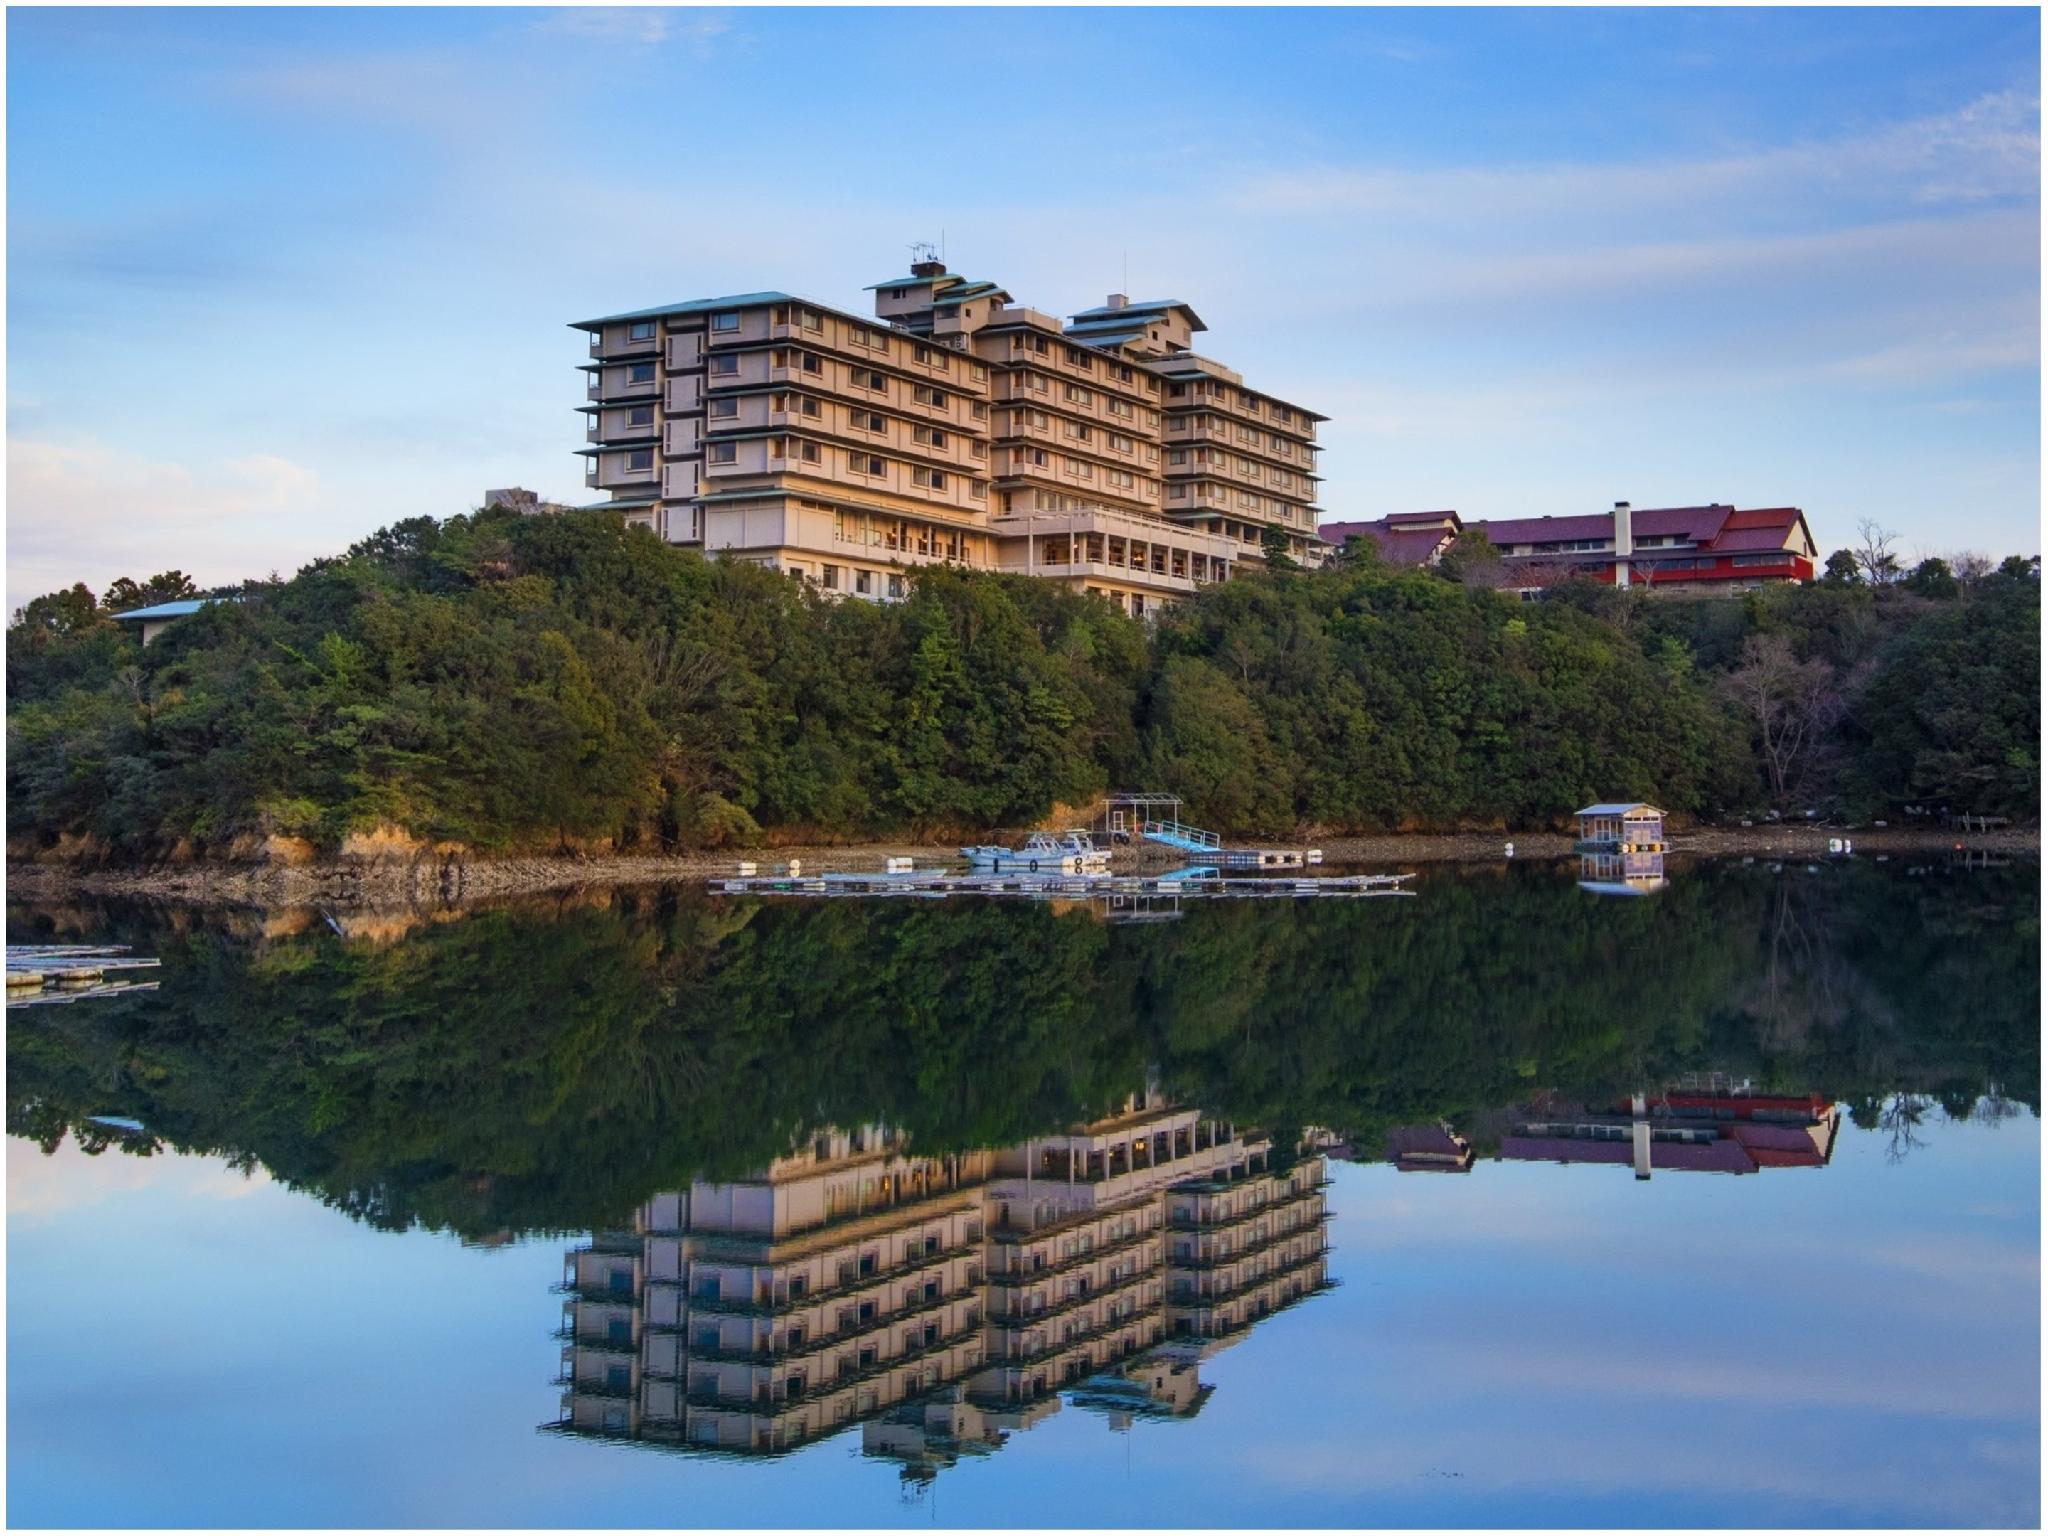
xmin=110 ymin=598 xmax=213 ymax=645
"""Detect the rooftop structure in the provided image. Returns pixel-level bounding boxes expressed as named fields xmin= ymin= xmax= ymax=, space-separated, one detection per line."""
xmin=110 ymin=597 xmax=215 ymax=645
xmin=1321 ymin=503 xmax=1818 ymax=595
xmin=572 ymin=262 xmax=1330 ymax=619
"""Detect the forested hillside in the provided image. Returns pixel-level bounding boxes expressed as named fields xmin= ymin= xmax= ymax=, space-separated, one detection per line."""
xmin=7 ymin=506 xmax=2037 ymax=857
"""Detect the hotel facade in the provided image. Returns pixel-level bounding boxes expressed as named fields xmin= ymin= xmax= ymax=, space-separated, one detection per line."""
xmin=548 ymin=1090 xmax=1332 ymax=1463
xmin=574 ymin=261 xmax=1328 ymax=617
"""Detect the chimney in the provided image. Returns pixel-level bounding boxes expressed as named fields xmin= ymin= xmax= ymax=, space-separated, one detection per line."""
xmin=1105 ymin=293 xmax=1129 ymax=310
xmin=1612 ymin=500 xmax=1634 ymax=589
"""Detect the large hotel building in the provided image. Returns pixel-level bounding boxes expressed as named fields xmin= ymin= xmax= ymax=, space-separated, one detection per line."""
xmin=547 ymin=1090 xmax=1332 ymax=1470
xmin=574 ymin=260 xmax=1328 ymax=616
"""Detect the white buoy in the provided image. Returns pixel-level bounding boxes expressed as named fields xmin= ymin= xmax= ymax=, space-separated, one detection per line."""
xmin=1504 ymin=842 xmax=1515 ymax=858
xmin=785 ymin=859 xmax=803 ymax=876
xmin=735 ymin=861 xmax=758 ymax=876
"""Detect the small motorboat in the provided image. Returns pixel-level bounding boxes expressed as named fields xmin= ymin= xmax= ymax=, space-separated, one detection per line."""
xmin=958 ymin=830 xmax=1110 ymax=873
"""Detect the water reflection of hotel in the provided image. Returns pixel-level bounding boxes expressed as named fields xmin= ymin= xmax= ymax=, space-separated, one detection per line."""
xmin=548 ymin=1090 xmax=1331 ymax=1464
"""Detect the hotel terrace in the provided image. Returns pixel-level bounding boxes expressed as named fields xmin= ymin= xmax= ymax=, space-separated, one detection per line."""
xmin=546 ymin=1090 xmax=1332 ymax=1464
xmin=574 ymin=259 xmax=1328 ymax=618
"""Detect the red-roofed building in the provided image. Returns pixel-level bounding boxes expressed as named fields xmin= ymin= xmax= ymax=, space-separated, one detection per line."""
xmin=1320 ymin=502 xmax=1819 ymax=595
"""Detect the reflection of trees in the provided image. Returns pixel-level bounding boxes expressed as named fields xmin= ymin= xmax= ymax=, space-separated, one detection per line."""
xmin=6 ymin=861 xmax=2037 ymax=1236
xmin=1879 ymin=1093 xmax=1933 ymax=1164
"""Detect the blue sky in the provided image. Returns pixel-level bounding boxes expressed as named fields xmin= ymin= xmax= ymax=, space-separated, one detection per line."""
xmin=6 ymin=6 xmax=2040 ymax=611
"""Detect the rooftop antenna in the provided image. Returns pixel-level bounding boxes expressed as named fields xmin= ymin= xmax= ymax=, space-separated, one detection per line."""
xmin=1122 ymin=248 xmax=1129 ymax=296
xmin=909 ymin=239 xmax=938 ymax=266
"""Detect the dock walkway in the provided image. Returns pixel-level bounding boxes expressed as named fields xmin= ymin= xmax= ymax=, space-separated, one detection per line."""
xmin=718 ymin=870 xmax=1413 ymax=902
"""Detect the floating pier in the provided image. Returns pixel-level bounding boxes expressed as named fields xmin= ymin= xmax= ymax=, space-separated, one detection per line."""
xmin=717 ymin=869 xmax=1414 ymax=903
xmin=6 ymin=945 xmax=161 ymax=1008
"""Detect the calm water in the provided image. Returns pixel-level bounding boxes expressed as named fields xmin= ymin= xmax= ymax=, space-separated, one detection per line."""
xmin=7 ymin=859 xmax=2039 ymax=1527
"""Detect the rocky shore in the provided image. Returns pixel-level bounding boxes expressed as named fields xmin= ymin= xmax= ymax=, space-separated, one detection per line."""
xmin=5 ymin=824 xmax=2032 ymax=912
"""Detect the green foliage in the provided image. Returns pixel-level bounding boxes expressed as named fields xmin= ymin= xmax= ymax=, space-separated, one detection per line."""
xmin=6 ymin=509 xmax=2038 ymax=848
xmin=7 ymin=861 xmax=2034 ymax=1237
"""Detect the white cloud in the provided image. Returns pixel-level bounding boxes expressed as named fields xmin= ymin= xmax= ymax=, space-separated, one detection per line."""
xmin=5 ymin=436 xmax=336 ymax=613
xmin=535 ymin=7 xmax=731 ymax=51
xmin=1235 ymin=90 xmax=2040 ymax=224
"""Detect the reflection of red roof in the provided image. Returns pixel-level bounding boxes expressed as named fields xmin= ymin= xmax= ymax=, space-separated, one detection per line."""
xmin=1387 ymin=1125 xmax=1463 ymax=1157
xmin=1500 ymin=1136 xmax=1630 ymax=1166
xmin=1730 ymin=1122 xmax=1827 ymax=1166
xmin=1658 ymin=1094 xmax=1829 ymax=1117
xmin=1499 ymin=1135 xmax=1761 ymax=1173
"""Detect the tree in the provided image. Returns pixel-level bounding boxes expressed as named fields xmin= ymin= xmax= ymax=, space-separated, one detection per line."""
xmin=1435 ymin=529 xmax=1507 ymax=589
xmin=1820 ymin=550 xmax=1861 ymax=585
xmin=102 ymin=571 xmax=200 ymax=613
xmin=1719 ymin=633 xmax=1844 ymax=807
xmin=1336 ymin=533 xmax=1382 ymax=570
xmin=1259 ymin=526 xmax=1298 ymax=571
xmin=1853 ymin=519 xmax=1902 ymax=587
xmin=1902 ymin=557 xmax=1958 ymax=600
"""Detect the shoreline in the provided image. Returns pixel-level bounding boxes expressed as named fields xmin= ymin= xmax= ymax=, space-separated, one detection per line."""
xmin=4 ymin=825 xmax=2033 ymax=912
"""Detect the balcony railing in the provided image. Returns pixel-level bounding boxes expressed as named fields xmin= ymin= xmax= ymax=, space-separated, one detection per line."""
xmin=677 ymin=1237 xmax=981 ymax=1317
xmin=1168 ymin=1246 xmax=1332 ymax=1307
xmin=1167 ymin=1213 xmax=1333 ymax=1271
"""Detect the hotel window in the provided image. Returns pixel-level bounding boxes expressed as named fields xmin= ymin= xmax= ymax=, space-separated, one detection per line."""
xmin=1030 ymin=335 xmax=1049 ymax=354
xmin=711 ymin=312 xmax=740 ymax=332
xmin=914 ymin=385 xmax=949 ymax=407
xmin=970 ymin=362 xmax=987 ymax=381
xmin=1064 ymin=384 xmax=1092 ymax=405
xmin=970 ymin=401 xmax=988 ymax=420
xmin=1110 ymin=433 xmax=1133 ymax=453
xmin=855 ymin=570 xmax=872 ymax=595
xmin=1026 ymin=448 xmax=1048 ymax=466
xmin=795 ymin=395 xmax=820 ymax=417
xmin=914 ymin=426 xmax=949 ymax=448
xmin=626 ymin=449 xmax=653 ymax=470
xmin=914 ymin=468 xmax=947 ymax=490
xmin=800 ymin=307 xmax=823 ymax=331
xmin=794 ymin=439 xmax=820 ymax=463
xmin=857 ymin=410 xmax=885 ymax=431
xmin=821 ymin=564 xmax=840 ymax=589
xmin=628 ymin=320 xmax=657 ymax=341
xmin=887 ymin=574 xmax=905 ymax=600
xmin=799 ymin=351 xmax=822 ymax=373
xmin=850 ymin=452 xmax=885 ymax=476
xmin=629 ymin=361 xmax=656 ymax=383
xmin=709 ymin=398 xmax=737 ymax=419
xmin=889 ymin=288 xmax=906 ymax=299
xmin=1108 ymin=470 xmax=1134 ymax=489
xmin=709 ymin=443 xmax=736 ymax=464
xmin=1065 ymin=347 xmax=1091 ymax=370
xmin=970 ymin=479 xmax=987 ymax=499
xmin=629 ymin=405 xmax=656 ymax=426
xmin=971 ymin=440 xmax=986 ymax=458
xmin=710 ymin=355 xmax=739 ymax=375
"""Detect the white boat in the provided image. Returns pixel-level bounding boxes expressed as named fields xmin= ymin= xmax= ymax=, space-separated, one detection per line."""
xmin=958 ymin=830 xmax=1109 ymax=872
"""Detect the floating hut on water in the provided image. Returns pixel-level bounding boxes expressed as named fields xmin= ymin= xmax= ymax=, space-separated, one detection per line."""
xmin=1574 ymin=802 xmax=1666 ymax=853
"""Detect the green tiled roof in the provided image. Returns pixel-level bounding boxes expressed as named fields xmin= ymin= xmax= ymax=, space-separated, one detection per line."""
xmin=569 ymin=292 xmax=796 ymax=331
